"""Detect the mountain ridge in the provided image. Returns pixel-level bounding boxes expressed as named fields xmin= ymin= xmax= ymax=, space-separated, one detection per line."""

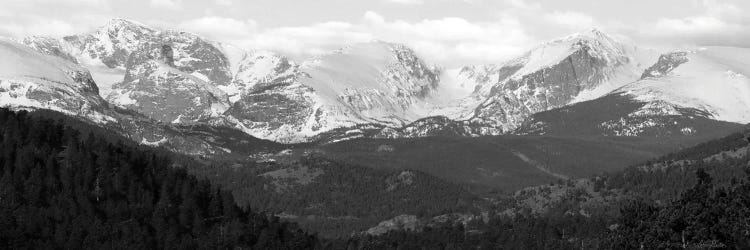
xmin=517 ymin=47 xmax=750 ymax=137
xmin=8 ymin=18 xmax=749 ymax=144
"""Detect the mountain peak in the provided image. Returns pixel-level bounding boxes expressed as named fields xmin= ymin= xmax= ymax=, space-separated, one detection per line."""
xmin=587 ymin=28 xmax=607 ymax=36
xmin=336 ymin=40 xmax=407 ymax=54
xmin=99 ymin=18 xmax=155 ymax=33
xmin=105 ymin=18 xmax=145 ymax=27
xmin=553 ymin=28 xmax=617 ymax=45
xmin=304 ymin=40 xmax=413 ymax=67
xmin=509 ymin=28 xmax=627 ymax=71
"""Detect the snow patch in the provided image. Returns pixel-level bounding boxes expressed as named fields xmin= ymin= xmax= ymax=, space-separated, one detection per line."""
xmin=617 ymin=47 xmax=750 ymax=124
xmin=140 ymin=137 xmax=168 ymax=146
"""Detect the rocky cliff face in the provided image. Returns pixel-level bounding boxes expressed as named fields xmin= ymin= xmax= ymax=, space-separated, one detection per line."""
xmin=516 ymin=47 xmax=750 ymax=137
xmin=1 ymin=38 xmax=275 ymax=157
xmin=21 ymin=20 xmax=295 ymax=126
xmin=0 ymin=39 xmax=113 ymax=123
xmin=62 ymin=18 xmax=156 ymax=69
xmin=222 ymin=41 xmax=443 ymax=142
xmin=106 ymin=31 xmax=233 ymax=124
xmin=298 ymin=41 xmax=441 ymax=125
xmin=21 ymin=19 xmax=157 ymax=97
xmin=226 ymin=50 xmax=299 ymax=102
xmin=156 ymin=31 xmax=233 ymax=85
xmin=640 ymin=51 xmax=689 ymax=79
xmin=21 ymin=36 xmax=79 ymax=63
xmin=221 ymin=82 xmax=316 ymax=142
xmin=449 ymin=29 xmax=643 ymax=134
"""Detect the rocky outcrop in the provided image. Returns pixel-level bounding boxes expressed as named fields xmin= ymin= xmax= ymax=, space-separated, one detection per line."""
xmin=21 ymin=36 xmax=79 ymax=63
xmin=641 ymin=51 xmax=689 ymax=79
xmin=374 ymin=116 xmax=486 ymax=138
xmin=466 ymin=30 xmax=636 ymax=133
xmin=222 ymin=83 xmax=317 ymax=142
xmin=0 ymin=39 xmax=112 ymax=123
xmin=227 ymin=51 xmax=299 ymax=101
xmin=366 ymin=215 xmax=421 ymax=236
xmin=62 ymin=18 xmax=156 ymax=68
xmin=220 ymin=41 xmax=443 ymax=142
xmin=107 ymin=39 xmax=230 ymax=124
xmin=157 ymin=31 xmax=233 ymax=85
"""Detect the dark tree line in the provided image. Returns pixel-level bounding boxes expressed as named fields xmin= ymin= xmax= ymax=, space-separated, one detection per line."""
xmin=0 ymin=109 xmax=318 ymax=249
xmin=189 ymin=156 xmax=479 ymax=238
xmin=342 ymin=127 xmax=750 ymax=249
xmin=338 ymin=168 xmax=750 ymax=249
xmin=607 ymin=168 xmax=750 ymax=249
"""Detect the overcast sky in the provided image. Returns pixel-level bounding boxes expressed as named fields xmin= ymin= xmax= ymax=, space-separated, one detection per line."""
xmin=1 ymin=0 xmax=748 ymax=67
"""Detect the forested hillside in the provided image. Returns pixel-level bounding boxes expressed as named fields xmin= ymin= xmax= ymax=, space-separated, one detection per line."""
xmin=0 ymin=108 xmax=481 ymax=242
xmin=189 ymin=156 xmax=479 ymax=238
xmin=344 ymin=168 xmax=750 ymax=249
xmin=0 ymin=109 xmax=318 ymax=249
xmin=316 ymin=134 xmax=727 ymax=191
xmin=343 ymin=128 xmax=750 ymax=249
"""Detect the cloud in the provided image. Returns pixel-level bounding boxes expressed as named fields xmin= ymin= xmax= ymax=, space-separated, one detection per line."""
xmin=6 ymin=0 xmax=107 ymax=6
xmin=654 ymin=16 xmax=729 ymax=34
xmin=150 ymin=0 xmax=182 ymax=9
xmin=175 ymin=15 xmax=375 ymax=57
xmin=0 ymin=0 xmax=110 ymax=38
xmin=0 ymin=1 xmax=109 ymax=38
xmin=2 ymin=0 xmax=747 ymax=68
xmin=360 ymin=11 xmax=531 ymax=65
xmin=363 ymin=11 xmax=386 ymax=24
xmin=178 ymin=16 xmax=257 ymax=39
xmin=544 ymin=11 xmax=595 ymax=30
xmin=178 ymin=7 xmax=607 ymax=67
xmin=251 ymin=21 xmax=375 ymax=56
xmin=0 ymin=17 xmax=78 ymax=37
xmin=383 ymin=0 xmax=424 ymax=5
xmin=0 ymin=0 xmax=659 ymax=68
xmin=213 ymin=0 xmax=232 ymax=6
xmin=492 ymin=0 xmax=603 ymax=40
xmin=176 ymin=0 xmax=747 ymax=58
xmin=172 ymin=12 xmax=533 ymax=67
xmin=636 ymin=0 xmax=750 ymax=47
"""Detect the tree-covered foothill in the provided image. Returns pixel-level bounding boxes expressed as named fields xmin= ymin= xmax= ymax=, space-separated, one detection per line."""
xmin=0 ymin=109 xmax=318 ymax=249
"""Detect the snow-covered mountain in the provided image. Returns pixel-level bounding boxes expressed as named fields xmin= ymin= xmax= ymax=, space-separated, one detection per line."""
xmin=107 ymin=31 xmax=233 ymax=123
xmin=222 ymin=48 xmax=299 ymax=103
xmin=431 ymin=29 xmax=658 ymax=134
xmin=64 ymin=18 xmax=156 ymax=69
xmin=620 ymin=47 xmax=750 ymax=123
xmin=9 ymin=19 xmax=749 ymax=144
xmin=1 ymin=36 xmax=286 ymax=157
xmin=0 ymin=38 xmax=114 ymax=123
xmin=223 ymin=41 xmax=443 ymax=142
xmin=20 ymin=19 xmax=445 ymax=142
xmin=517 ymin=47 xmax=750 ymax=137
xmin=23 ymin=18 xmax=156 ymax=97
xmin=22 ymin=19 xmax=298 ymax=121
xmin=255 ymin=29 xmax=666 ymax=142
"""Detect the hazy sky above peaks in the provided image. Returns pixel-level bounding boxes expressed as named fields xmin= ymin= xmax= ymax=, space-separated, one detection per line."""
xmin=1 ymin=0 xmax=748 ymax=67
